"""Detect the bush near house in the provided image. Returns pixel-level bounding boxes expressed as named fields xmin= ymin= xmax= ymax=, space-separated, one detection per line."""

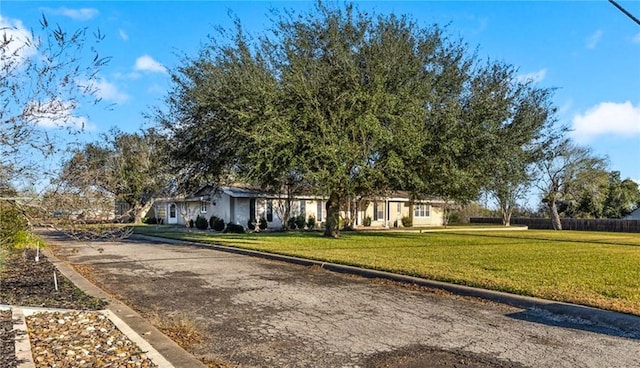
xmin=307 ymin=215 xmax=316 ymax=229
xmin=295 ymin=214 xmax=306 ymax=230
xmin=247 ymin=218 xmax=257 ymax=231
xmin=401 ymin=216 xmax=413 ymax=227
xmin=363 ymin=216 xmax=372 ymax=227
xmin=195 ymin=215 xmax=209 ymax=230
xmin=209 ymin=216 xmax=225 ymax=231
xmin=259 ymin=217 xmax=268 ymax=230
xmin=287 ymin=217 xmax=297 ymax=229
xmin=224 ymin=223 xmax=245 ymax=234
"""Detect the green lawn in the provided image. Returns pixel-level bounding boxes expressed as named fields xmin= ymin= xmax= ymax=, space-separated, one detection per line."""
xmin=134 ymin=226 xmax=640 ymax=315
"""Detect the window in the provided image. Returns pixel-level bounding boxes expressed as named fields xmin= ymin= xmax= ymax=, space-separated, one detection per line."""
xmin=169 ymin=204 xmax=176 ymax=218
xmin=267 ymin=200 xmax=273 ymax=222
xmin=200 ymin=200 xmax=207 ymax=213
xmin=300 ymin=200 xmax=306 ymax=217
xmin=373 ymin=202 xmax=384 ymax=221
xmin=316 ymin=201 xmax=324 ymax=221
xmin=414 ymin=204 xmax=430 ymax=217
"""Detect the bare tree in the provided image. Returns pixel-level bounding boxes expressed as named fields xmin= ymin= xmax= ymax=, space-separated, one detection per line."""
xmin=1 ymin=14 xmax=109 ymax=181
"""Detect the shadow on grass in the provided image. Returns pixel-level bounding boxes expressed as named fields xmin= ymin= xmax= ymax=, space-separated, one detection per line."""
xmin=506 ymin=304 xmax=640 ymax=340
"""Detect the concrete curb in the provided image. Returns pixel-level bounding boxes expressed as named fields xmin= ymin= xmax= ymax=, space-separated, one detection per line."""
xmin=13 ymin=308 xmax=35 ymax=368
xmin=42 ymin=248 xmax=207 ymax=368
xmin=132 ymin=233 xmax=640 ymax=336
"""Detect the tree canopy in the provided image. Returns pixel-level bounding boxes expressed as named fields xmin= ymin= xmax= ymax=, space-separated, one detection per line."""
xmin=156 ymin=3 xmax=560 ymax=236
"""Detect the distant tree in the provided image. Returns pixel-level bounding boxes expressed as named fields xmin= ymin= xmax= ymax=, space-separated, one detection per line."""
xmin=58 ymin=128 xmax=170 ymax=223
xmin=467 ymin=62 xmax=560 ymax=226
xmin=1 ymin=14 xmax=109 ymax=182
xmin=535 ymin=140 xmax=607 ymax=229
xmin=603 ymin=172 xmax=639 ymax=218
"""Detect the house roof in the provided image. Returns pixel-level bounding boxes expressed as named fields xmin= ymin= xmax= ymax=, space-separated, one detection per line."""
xmin=624 ymin=207 xmax=640 ymax=220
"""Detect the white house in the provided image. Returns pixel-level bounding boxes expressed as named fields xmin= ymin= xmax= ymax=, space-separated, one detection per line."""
xmin=150 ymin=184 xmax=447 ymax=230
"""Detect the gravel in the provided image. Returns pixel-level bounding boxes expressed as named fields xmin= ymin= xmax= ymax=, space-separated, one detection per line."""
xmin=26 ymin=310 xmax=156 ymax=368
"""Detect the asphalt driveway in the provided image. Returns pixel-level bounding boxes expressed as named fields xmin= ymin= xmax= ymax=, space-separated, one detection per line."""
xmin=48 ymin=236 xmax=640 ymax=368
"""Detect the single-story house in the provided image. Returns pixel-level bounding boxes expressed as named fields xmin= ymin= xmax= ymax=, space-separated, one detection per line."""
xmin=150 ymin=185 xmax=446 ymax=230
xmin=624 ymin=207 xmax=640 ymax=220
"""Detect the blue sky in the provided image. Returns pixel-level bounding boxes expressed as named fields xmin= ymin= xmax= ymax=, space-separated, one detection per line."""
xmin=2 ymin=1 xmax=639 ymax=190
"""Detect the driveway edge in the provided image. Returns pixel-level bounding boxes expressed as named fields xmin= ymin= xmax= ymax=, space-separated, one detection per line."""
xmin=42 ymin=247 xmax=207 ymax=368
xmin=132 ymin=233 xmax=640 ymax=336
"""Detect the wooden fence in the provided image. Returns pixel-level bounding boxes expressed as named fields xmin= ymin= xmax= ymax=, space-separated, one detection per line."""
xmin=470 ymin=217 xmax=640 ymax=233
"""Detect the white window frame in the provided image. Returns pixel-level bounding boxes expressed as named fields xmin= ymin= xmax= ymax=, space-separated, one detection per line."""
xmin=414 ymin=203 xmax=430 ymax=217
xmin=200 ymin=200 xmax=207 ymax=213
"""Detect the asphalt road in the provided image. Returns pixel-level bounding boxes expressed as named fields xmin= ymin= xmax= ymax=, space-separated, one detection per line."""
xmin=50 ymin=237 xmax=640 ymax=368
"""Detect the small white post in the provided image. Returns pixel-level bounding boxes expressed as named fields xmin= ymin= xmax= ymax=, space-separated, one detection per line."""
xmin=35 ymin=245 xmax=40 ymax=262
xmin=53 ymin=271 xmax=59 ymax=292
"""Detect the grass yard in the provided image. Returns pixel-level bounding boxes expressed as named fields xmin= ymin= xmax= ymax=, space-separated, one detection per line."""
xmin=134 ymin=226 xmax=640 ymax=316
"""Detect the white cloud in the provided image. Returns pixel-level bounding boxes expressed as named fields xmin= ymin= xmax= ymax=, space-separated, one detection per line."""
xmin=586 ymin=29 xmax=603 ymax=49
xmin=25 ymin=99 xmax=90 ymax=130
xmin=49 ymin=7 xmax=99 ymax=21
xmin=517 ymin=68 xmax=547 ymax=84
xmin=633 ymin=32 xmax=640 ymax=44
xmin=134 ymin=55 xmax=167 ymax=74
xmin=119 ymin=29 xmax=129 ymax=41
xmin=77 ymin=77 xmax=129 ymax=104
xmin=0 ymin=15 xmax=37 ymax=67
xmin=93 ymin=78 xmax=129 ymax=103
xmin=571 ymin=101 xmax=640 ymax=142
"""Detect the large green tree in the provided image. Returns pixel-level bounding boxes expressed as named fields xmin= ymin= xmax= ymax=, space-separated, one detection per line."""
xmin=157 ymin=3 xmax=559 ymax=237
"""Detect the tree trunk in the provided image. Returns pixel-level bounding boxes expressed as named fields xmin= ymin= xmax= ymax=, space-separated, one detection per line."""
xmin=324 ymin=192 xmax=340 ymax=238
xmin=548 ymin=200 xmax=562 ymax=230
xmin=132 ymin=200 xmax=155 ymax=224
xmin=501 ymin=203 xmax=512 ymax=227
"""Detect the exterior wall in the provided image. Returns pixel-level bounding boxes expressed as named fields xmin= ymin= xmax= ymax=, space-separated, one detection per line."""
xmin=412 ymin=204 xmax=443 ymax=226
xmin=234 ymin=198 xmax=251 ymax=227
xmin=360 ymin=201 xmax=444 ymax=227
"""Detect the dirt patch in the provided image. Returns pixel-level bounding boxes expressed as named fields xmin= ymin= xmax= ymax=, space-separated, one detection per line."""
xmin=0 ymin=310 xmax=16 ymax=368
xmin=0 ymin=249 xmax=106 ymax=310
xmin=365 ymin=345 xmax=527 ymax=368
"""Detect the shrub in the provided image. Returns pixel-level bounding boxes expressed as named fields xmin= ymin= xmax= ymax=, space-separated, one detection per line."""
xmin=259 ymin=217 xmax=268 ymax=230
xmin=0 ymin=202 xmax=28 ymax=250
xmin=195 ymin=215 xmax=209 ymax=230
xmin=307 ymin=215 xmax=316 ymax=229
xmin=295 ymin=214 xmax=306 ymax=230
xmin=209 ymin=216 xmax=225 ymax=231
xmin=401 ymin=216 xmax=413 ymax=227
xmin=188 ymin=219 xmax=195 ymax=228
xmin=142 ymin=217 xmax=158 ymax=224
xmin=247 ymin=218 xmax=257 ymax=231
xmin=287 ymin=217 xmax=297 ymax=230
xmin=224 ymin=222 xmax=245 ymax=233
xmin=363 ymin=216 xmax=372 ymax=227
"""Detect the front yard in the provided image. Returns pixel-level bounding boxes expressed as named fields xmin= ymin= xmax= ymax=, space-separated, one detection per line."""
xmin=135 ymin=226 xmax=640 ymax=316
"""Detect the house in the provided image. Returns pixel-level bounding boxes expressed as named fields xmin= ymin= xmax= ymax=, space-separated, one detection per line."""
xmin=150 ymin=185 xmax=446 ymax=230
xmin=624 ymin=207 xmax=640 ymax=220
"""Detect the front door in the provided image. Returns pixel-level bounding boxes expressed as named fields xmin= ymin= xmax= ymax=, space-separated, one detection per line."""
xmin=168 ymin=203 xmax=178 ymax=224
